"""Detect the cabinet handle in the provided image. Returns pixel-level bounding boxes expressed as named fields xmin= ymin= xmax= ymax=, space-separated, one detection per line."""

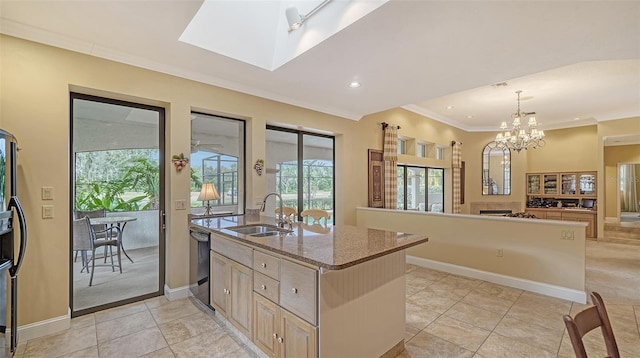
xmin=261 ymin=284 xmax=266 ymax=290
xmin=261 ymin=263 xmax=267 ymax=268
xmin=291 ymin=288 xmax=298 ymax=294
xmin=278 ymin=337 xmax=284 ymax=343
xmin=223 ymin=289 xmax=227 ymax=294
xmin=272 ymin=333 xmax=278 ymax=339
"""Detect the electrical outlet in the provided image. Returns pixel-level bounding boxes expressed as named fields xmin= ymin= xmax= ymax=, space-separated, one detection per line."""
xmin=255 ymin=196 xmax=264 ymax=206
xmin=496 ymin=249 xmax=503 ymax=257
xmin=175 ymin=200 xmax=186 ymax=210
xmin=560 ymin=230 xmax=575 ymax=240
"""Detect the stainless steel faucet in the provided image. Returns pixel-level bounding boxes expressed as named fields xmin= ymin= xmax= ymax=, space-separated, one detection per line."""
xmin=260 ymin=192 xmax=288 ymax=228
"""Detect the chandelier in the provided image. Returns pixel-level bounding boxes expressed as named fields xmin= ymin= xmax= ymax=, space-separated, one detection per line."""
xmin=495 ymin=90 xmax=545 ymax=152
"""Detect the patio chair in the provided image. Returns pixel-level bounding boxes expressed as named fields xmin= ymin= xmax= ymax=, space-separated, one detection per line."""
xmin=73 ymin=216 xmax=122 ymax=286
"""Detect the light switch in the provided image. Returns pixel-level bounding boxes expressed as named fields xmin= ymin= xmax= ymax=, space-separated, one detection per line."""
xmin=175 ymin=200 xmax=186 ymax=210
xmin=42 ymin=205 xmax=54 ymax=219
xmin=42 ymin=186 xmax=54 ymax=200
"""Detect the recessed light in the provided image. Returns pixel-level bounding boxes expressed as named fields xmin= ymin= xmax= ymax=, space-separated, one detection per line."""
xmin=574 ymin=117 xmax=580 ymax=121
xmin=348 ymin=81 xmax=361 ymax=88
xmin=446 ymin=106 xmax=454 ymax=110
xmin=466 ymin=115 xmax=473 ymax=119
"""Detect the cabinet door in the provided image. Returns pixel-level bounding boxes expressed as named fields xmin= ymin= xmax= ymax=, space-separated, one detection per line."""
xmin=254 ymin=293 xmax=280 ymax=358
xmin=543 ymin=174 xmax=558 ymax=195
xmin=561 ymin=174 xmax=577 ymax=195
xmin=280 ymin=309 xmax=317 ymax=358
xmin=579 ymin=173 xmax=596 ymax=196
xmin=210 ymin=251 xmax=230 ymax=317
xmin=562 ymin=213 xmax=596 ymax=238
xmin=527 ymin=174 xmax=541 ymax=195
xmin=229 ymin=260 xmax=253 ymax=338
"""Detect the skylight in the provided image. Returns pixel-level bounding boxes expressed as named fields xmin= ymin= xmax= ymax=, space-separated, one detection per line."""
xmin=179 ymin=0 xmax=387 ymax=71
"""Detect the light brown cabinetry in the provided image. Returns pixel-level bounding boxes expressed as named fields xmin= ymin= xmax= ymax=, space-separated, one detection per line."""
xmin=524 ymin=208 xmax=596 ymax=238
xmin=562 ymin=212 xmax=596 ymax=238
xmin=254 ymin=293 xmax=317 ymax=358
xmin=210 ymin=248 xmax=253 ymax=338
xmin=253 ymin=250 xmax=318 ymax=358
xmin=526 ymin=171 xmax=597 ymax=199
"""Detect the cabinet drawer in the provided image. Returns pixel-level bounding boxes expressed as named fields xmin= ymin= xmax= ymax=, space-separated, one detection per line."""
xmin=211 ymin=234 xmax=253 ymax=267
xmin=254 ymin=271 xmax=280 ymax=303
xmin=279 ymin=260 xmax=317 ymax=325
xmin=254 ymin=250 xmax=280 ymax=279
xmin=546 ymin=212 xmax=562 ymax=220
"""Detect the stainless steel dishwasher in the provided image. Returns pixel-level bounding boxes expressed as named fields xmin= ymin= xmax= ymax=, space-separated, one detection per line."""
xmin=189 ymin=228 xmax=211 ymax=307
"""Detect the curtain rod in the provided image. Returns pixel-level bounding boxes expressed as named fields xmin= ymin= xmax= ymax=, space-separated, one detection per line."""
xmin=381 ymin=122 xmax=400 ymax=130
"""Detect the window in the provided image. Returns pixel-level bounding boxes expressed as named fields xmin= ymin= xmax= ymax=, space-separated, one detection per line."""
xmin=436 ymin=146 xmax=444 ymax=160
xmin=416 ymin=143 xmax=426 ymax=157
xmin=266 ymin=126 xmax=334 ymax=223
xmin=191 ymin=113 xmax=245 ymax=214
xmin=396 ymin=165 xmax=444 ymax=212
xmin=397 ymin=138 xmax=406 ymax=155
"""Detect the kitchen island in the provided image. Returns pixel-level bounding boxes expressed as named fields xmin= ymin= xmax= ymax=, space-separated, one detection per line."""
xmin=191 ymin=215 xmax=429 ymax=358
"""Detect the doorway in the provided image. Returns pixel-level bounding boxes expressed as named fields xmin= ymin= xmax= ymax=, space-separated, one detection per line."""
xmin=618 ymin=163 xmax=640 ymax=222
xmin=70 ymin=93 xmax=165 ymax=316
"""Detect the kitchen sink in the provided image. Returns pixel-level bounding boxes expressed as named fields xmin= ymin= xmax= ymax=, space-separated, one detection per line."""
xmin=224 ymin=225 xmax=291 ymax=237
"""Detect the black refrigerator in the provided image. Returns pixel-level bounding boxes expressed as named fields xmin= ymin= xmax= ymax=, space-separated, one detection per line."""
xmin=0 ymin=130 xmax=27 ymax=357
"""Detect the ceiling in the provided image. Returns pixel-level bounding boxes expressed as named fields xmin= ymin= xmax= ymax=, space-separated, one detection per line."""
xmin=1 ymin=1 xmax=639 ymax=137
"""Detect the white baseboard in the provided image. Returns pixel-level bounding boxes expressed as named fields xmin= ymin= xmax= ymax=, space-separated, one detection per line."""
xmin=10 ymin=312 xmax=70 ymax=343
xmin=407 ymin=255 xmax=587 ymax=304
xmin=163 ymin=284 xmax=190 ymax=301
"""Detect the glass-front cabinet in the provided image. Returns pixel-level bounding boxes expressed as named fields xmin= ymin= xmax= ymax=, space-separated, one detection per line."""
xmin=561 ymin=174 xmax=577 ymax=195
xmin=527 ymin=174 xmax=541 ymax=195
xmin=579 ymin=173 xmax=596 ymax=196
xmin=526 ymin=171 xmax=597 ymax=198
xmin=543 ymin=174 xmax=558 ymax=195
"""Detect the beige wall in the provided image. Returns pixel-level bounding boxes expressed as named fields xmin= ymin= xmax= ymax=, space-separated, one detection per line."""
xmin=526 ymin=125 xmax=598 ymax=172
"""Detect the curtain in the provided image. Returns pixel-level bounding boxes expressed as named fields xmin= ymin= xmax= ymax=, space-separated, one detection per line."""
xmin=383 ymin=126 xmax=398 ymax=209
xmin=620 ymin=164 xmax=639 ymax=212
xmin=452 ymin=141 xmax=462 ymax=214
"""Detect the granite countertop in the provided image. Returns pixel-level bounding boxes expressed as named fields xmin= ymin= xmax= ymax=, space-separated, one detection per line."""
xmin=190 ymin=215 xmax=429 ymax=270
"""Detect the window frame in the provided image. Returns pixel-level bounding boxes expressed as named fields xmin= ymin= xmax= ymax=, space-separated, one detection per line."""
xmin=396 ymin=164 xmax=445 ymax=212
xmin=266 ymin=125 xmax=335 ymax=222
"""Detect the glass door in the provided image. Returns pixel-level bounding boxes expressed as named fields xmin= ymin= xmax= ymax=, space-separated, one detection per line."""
xmin=266 ymin=127 xmax=334 ymax=223
xmin=70 ymin=93 xmax=165 ymax=316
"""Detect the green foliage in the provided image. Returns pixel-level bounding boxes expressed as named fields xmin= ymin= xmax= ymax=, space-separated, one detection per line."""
xmin=121 ymin=157 xmax=159 ymax=209
xmin=75 ymin=149 xmax=159 ymax=212
xmin=75 ymin=181 xmax=148 ymax=211
xmin=190 ymin=167 xmax=202 ymax=191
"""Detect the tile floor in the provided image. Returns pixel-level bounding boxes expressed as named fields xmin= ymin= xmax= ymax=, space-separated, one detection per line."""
xmin=15 ymin=241 xmax=640 ymax=358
